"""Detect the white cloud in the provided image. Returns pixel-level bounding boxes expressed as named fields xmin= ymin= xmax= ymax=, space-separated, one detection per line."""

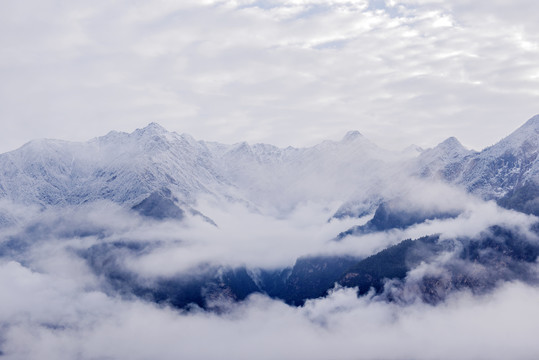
xmin=0 ymin=0 xmax=537 ymax=153
xmin=0 ymin=177 xmax=537 ymax=359
xmin=0 ymin=2 xmax=537 ymax=356
xmin=2 ymin=271 xmax=539 ymax=359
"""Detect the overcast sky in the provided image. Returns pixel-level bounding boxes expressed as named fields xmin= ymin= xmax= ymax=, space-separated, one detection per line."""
xmin=1 ymin=0 xmax=538 ymax=153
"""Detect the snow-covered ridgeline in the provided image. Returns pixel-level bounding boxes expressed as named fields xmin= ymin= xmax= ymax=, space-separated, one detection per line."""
xmin=0 ymin=115 xmax=537 ymax=216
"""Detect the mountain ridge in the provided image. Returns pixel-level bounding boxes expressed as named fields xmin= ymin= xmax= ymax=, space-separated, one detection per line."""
xmin=414 ymin=115 xmax=539 ymax=214
xmin=0 ymin=124 xmax=406 ymax=212
xmin=0 ymin=115 xmax=537 ymax=215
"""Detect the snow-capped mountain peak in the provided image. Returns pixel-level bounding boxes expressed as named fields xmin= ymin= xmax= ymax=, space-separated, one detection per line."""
xmin=411 ymin=115 xmax=538 ymax=213
xmin=135 ymin=122 xmax=169 ymax=136
xmin=433 ymin=137 xmax=472 ymax=158
xmin=342 ymin=130 xmax=363 ymax=142
xmin=417 ymin=136 xmax=472 ymax=164
xmin=439 ymin=136 xmax=463 ymax=148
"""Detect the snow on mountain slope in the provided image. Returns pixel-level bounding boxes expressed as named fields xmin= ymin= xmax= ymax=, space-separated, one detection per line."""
xmin=0 ymin=139 xmax=95 ymax=206
xmin=413 ymin=114 xmax=539 ymax=215
xmin=214 ymin=130 xmax=400 ymax=211
xmin=0 ymin=124 xmax=409 ymax=213
xmin=414 ymin=137 xmax=476 ymax=181
xmin=85 ymin=123 xmax=229 ymax=204
xmin=1 ymin=116 xmax=536 ymax=217
xmin=0 ymin=123 xmax=230 ymax=207
xmin=460 ymin=115 xmax=539 ymax=199
xmin=334 ymin=115 xmax=539 ymax=220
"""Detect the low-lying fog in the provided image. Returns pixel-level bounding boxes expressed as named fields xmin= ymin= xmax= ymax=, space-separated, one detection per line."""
xmin=0 ymin=179 xmax=537 ymax=359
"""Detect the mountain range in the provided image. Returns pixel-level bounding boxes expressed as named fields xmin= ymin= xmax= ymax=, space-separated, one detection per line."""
xmin=0 ymin=115 xmax=537 ymax=310
xmin=415 ymin=114 xmax=539 ymax=215
xmin=2 ymin=116 xmax=537 ymax=217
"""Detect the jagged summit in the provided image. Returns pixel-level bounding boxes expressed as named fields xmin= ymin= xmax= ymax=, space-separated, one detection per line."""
xmin=132 ymin=123 xmax=173 ymax=143
xmin=422 ymin=136 xmax=472 ymax=161
xmin=92 ymin=123 xmax=172 ymax=147
xmin=439 ymin=136 xmax=462 ymax=148
xmin=342 ymin=130 xmax=363 ymax=142
xmin=413 ymin=136 xmax=474 ymax=182
xmin=137 ymin=122 xmax=169 ymax=134
xmin=434 ymin=137 xmax=470 ymax=155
